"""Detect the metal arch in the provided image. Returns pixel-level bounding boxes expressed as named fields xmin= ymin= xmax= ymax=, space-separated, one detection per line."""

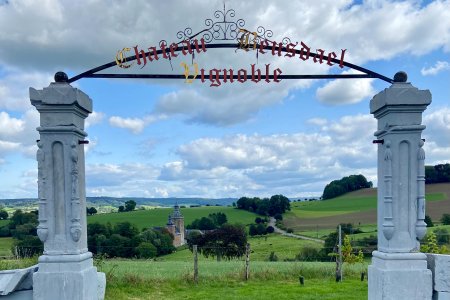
xmin=67 ymin=5 xmax=393 ymax=84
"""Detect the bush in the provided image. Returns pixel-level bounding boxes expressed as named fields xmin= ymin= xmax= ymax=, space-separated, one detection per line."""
xmin=136 ymin=242 xmax=157 ymax=258
xmin=434 ymin=228 xmax=449 ymax=245
xmin=266 ymin=226 xmax=274 ymax=234
xmin=441 ymin=214 xmax=450 ymax=225
xmin=274 ymin=214 xmax=283 ymax=221
xmin=425 ymin=215 xmax=434 ymax=227
xmin=268 ymin=251 xmax=278 ymax=262
xmin=296 ymin=246 xmax=321 ymax=261
xmin=286 ymin=228 xmax=294 ymax=233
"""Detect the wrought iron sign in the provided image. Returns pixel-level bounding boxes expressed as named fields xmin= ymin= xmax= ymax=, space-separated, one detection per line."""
xmin=66 ymin=5 xmax=394 ymax=85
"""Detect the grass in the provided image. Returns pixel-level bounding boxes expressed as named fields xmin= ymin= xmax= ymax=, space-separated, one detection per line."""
xmin=0 ymin=237 xmax=13 ymax=256
xmin=88 ymin=206 xmax=257 ymax=230
xmin=100 ymin=259 xmax=367 ymax=300
xmin=160 ymin=234 xmax=322 ymax=262
xmin=0 ymin=219 xmax=8 ymax=227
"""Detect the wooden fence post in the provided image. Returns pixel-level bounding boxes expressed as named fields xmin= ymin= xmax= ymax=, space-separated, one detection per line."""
xmin=193 ymin=245 xmax=198 ymax=284
xmin=245 ymin=243 xmax=250 ymax=281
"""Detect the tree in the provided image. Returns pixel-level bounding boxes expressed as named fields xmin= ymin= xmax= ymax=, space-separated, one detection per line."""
xmin=266 ymin=226 xmax=274 ymax=234
xmin=342 ymin=236 xmax=364 ymax=264
xmin=125 ymin=200 xmax=136 ymax=212
xmin=425 ymin=215 xmax=434 ymax=227
xmin=249 ymin=224 xmax=258 ymax=236
xmin=136 ymin=242 xmax=157 ymax=259
xmin=322 ymin=174 xmax=372 ymax=200
xmin=434 ymin=228 xmax=449 ymax=246
xmin=255 ymin=217 xmax=263 ymax=224
xmin=188 ymin=224 xmax=247 ymax=260
xmin=86 ymin=207 xmax=97 ymax=216
xmin=441 ymin=214 xmax=450 ymax=225
xmin=118 ymin=206 xmax=125 ymax=212
xmin=209 ymin=212 xmax=227 ymax=227
xmin=256 ymin=223 xmax=267 ymax=235
xmin=0 ymin=209 xmax=8 ymax=220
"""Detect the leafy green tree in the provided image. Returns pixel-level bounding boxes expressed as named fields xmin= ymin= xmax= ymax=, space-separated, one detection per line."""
xmin=256 ymin=223 xmax=267 ymax=235
xmin=441 ymin=214 xmax=450 ymax=225
xmin=113 ymin=222 xmax=139 ymax=238
xmin=188 ymin=224 xmax=247 ymax=260
xmin=136 ymin=242 xmax=157 ymax=258
xmin=249 ymin=224 xmax=257 ymax=236
xmin=266 ymin=226 xmax=274 ymax=234
xmin=425 ymin=215 xmax=434 ymax=227
xmin=322 ymin=174 xmax=372 ymax=200
xmin=125 ymin=200 xmax=137 ymax=212
xmin=209 ymin=212 xmax=227 ymax=227
xmin=0 ymin=209 xmax=8 ymax=220
xmin=255 ymin=217 xmax=263 ymax=224
xmin=86 ymin=207 xmax=97 ymax=215
xmin=342 ymin=236 xmax=364 ymax=264
xmin=118 ymin=206 xmax=125 ymax=212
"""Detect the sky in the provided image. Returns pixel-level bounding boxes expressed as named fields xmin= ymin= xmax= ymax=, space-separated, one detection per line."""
xmin=0 ymin=0 xmax=449 ymax=199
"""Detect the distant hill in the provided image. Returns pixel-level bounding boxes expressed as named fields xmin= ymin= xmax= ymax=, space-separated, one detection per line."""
xmin=284 ymin=182 xmax=450 ymax=231
xmin=0 ymin=197 xmax=237 ymax=209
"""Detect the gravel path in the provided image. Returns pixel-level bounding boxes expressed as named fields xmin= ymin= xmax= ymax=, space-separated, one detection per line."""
xmin=268 ymin=217 xmax=325 ymax=244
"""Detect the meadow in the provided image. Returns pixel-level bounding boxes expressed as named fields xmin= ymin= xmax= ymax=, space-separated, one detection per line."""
xmin=88 ymin=206 xmax=257 ymax=230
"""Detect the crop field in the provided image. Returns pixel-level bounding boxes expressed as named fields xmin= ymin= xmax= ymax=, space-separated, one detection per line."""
xmin=284 ymin=184 xmax=450 ymax=232
xmin=88 ymin=206 xmax=257 ymax=230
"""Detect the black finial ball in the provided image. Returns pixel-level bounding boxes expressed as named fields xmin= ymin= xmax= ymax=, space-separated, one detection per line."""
xmin=54 ymin=71 xmax=68 ymax=83
xmin=393 ymin=71 xmax=407 ymax=83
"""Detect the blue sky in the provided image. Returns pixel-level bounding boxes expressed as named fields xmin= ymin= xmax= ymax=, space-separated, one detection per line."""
xmin=0 ymin=0 xmax=449 ymax=199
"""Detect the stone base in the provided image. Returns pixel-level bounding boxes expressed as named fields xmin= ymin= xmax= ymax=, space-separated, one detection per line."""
xmin=33 ymin=253 xmax=104 ymax=300
xmin=434 ymin=291 xmax=450 ymax=300
xmin=369 ymin=251 xmax=432 ymax=300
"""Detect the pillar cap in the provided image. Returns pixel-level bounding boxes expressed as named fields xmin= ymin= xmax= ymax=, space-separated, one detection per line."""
xmin=30 ymin=83 xmax=92 ymax=113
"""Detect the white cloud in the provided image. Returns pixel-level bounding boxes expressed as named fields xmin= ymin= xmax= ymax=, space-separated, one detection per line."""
xmin=307 ymin=117 xmax=328 ymax=127
xmin=421 ymin=61 xmax=450 ymax=76
xmin=108 ymin=114 xmax=166 ymax=134
xmin=85 ymin=111 xmax=105 ymax=128
xmin=316 ymin=70 xmax=375 ymax=105
xmin=0 ymin=111 xmax=24 ymax=136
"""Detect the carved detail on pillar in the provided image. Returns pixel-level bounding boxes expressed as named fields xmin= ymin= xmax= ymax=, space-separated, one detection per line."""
xmin=36 ymin=141 xmax=48 ymax=242
xmin=416 ymin=139 xmax=427 ymax=239
xmin=383 ymin=140 xmax=394 ymax=240
xmin=70 ymin=141 xmax=81 ymax=242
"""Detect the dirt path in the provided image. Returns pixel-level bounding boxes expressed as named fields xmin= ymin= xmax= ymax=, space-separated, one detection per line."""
xmin=269 ymin=217 xmax=324 ymax=244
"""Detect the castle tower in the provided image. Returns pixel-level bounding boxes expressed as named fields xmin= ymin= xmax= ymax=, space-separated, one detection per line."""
xmin=167 ymin=203 xmax=185 ymax=247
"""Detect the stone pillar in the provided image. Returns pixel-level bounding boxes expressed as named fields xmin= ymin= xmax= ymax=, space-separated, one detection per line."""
xmin=368 ymin=72 xmax=432 ymax=300
xmin=30 ymin=72 xmax=105 ymax=300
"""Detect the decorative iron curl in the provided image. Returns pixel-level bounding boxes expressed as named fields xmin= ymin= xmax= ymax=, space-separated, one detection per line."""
xmin=178 ymin=5 xmax=246 ymax=43
xmin=282 ymin=37 xmax=292 ymax=46
xmin=256 ymin=26 xmax=273 ymax=40
xmin=176 ymin=28 xmax=193 ymax=41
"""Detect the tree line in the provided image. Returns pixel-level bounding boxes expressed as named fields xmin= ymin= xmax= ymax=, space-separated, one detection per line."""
xmin=322 ymin=174 xmax=372 ymax=200
xmin=426 ymin=163 xmax=450 ymax=184
xmin=186 ymin=212 xmax=228 ymax=230
xmin=236 ymin=194 xmax=290 ymax=216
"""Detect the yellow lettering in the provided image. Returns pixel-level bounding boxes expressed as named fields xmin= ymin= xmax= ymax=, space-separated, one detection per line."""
xmin=115 ymin=47 xmax=134 ymax=69
xmin=181 ymin=62 xmax=199 ymax=83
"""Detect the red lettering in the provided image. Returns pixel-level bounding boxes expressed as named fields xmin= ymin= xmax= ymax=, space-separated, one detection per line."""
xmin=170 ymin=43 xmax=178 ymax=57
xmin=271 ymin=41 xmax=283 ymax=57
xmin=133 ymin=45 xmax=147 ymax=68
xmin=238 ymin=69 xmax=247 ymax=83
xmin=327 ymin=52 xmax=337 ymax=66
xmin=285 ymin=42 xmax=298 ymax=58
xmin=147 ymin=47 xmax=159 ymax=62
xmin=223 ymin=69 xmax=234 ymax=83
xmin=313 ymin=49 xmax=325 ymax=64
xmin=209 ymin=69 xmax=221 ymax=87
xmin=200 ymin=69 xmax=206 ymax=82
xmin=339 ymin=49 xmax=347 ymax=68
xmin=259 ymin=39 xmax=269 ymax=54
xmin=251 ymin=64 xmax=261 ymax=83
xmin=299 ymin=42 xmax=310 ymax=61
xmin=181 ymin=40 xmax=193 ymax=56
xmin=273 ymin=68 xmax=282 ymax=82
xmin=265 ymin=64 xmax=271 ymax=83
xmin=193 ymin=38 xmax=207 ymax=54
xmin=160 ymin=42 xmax=169 ymax=59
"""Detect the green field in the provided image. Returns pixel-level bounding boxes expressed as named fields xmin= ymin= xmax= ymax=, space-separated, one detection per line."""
xmin=88 ymin=206 xmax=257 ymax=230
xmin=0 ymin=237 xmax=13 ymax=256
xmin=160 ymin=234 xmax=321 ymax=262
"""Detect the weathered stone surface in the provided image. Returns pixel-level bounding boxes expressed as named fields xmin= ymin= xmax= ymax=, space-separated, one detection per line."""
xmin=368 ymin=80 xmax=432 ymax=299
xmin=427 ymin=254 xmax=450 ymax=292
xmin=369 ymin=252 xmax=432 ymax=300
xmin=0 ymin=290 xmax=33 ymax=300
xmin=0 ymin=265 xmax=36 ymax=296
xmin=433 ymin=291 xmax=450 ymax=300
xmin=29 ymin=81 xmax=105 ymax=300
xmin=97 ymin=272 xmax=106 ymax=300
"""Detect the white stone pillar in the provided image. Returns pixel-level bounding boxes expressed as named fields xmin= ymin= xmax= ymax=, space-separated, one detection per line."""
xmin=368 ymin=72 xmax=432 ymax=300
xmin=30 ymin=72 xmax=104 ymax=300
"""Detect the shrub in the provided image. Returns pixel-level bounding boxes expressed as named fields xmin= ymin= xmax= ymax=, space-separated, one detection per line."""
xmin=136 ymin=242 xmax=157 ymax=259
xmin=268 ymin=251 xmax=278 ymax=262
xmin=425 ymin=215 xmax=434 ymax=227
xmin=286 ymin=228 xmax=294 ymax=233
xmin=296 ymin=246 xmax=320 ymax=261
xmin=441 ymin=214 xmax=450 ymax=225
xmin=434 ymin=228 xmax=449 ymax=245
xmin=266 ymin=226 xmax=274 ymax=234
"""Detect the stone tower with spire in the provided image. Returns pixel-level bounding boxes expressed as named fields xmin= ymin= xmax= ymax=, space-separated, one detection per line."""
xmin=166 ymin=202 xmax=185 ymax=247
